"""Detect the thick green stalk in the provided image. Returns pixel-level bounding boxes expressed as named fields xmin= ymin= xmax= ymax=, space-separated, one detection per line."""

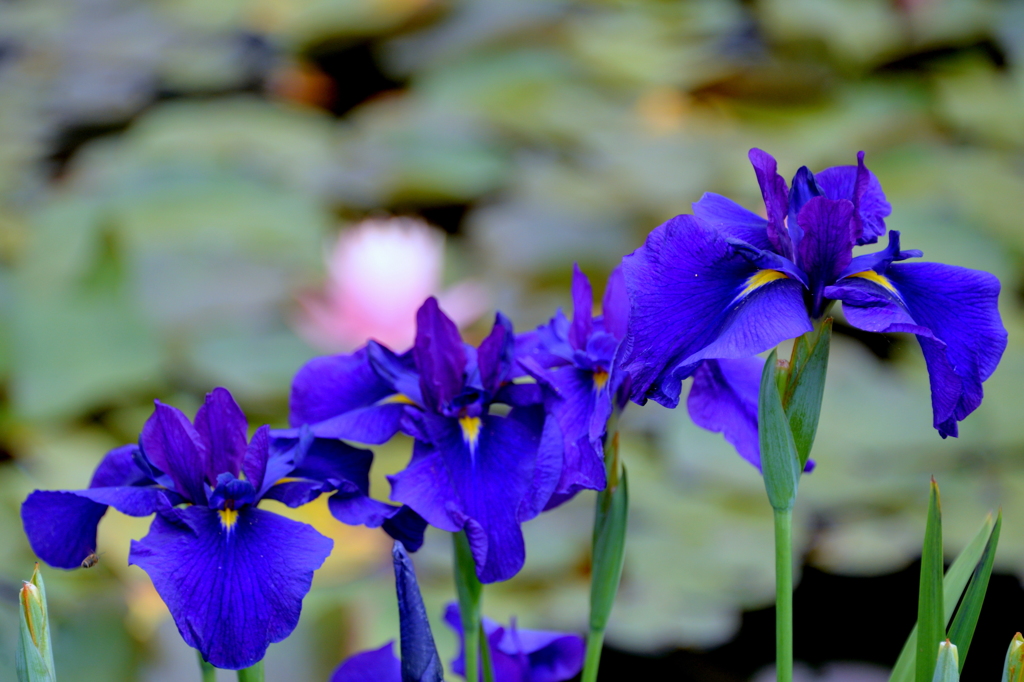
xmin=581 ymin=414 xmax=629 ymax=682
xmin=198 ymin=653 xmax=216 ymax=682
xmin=454 ymin=531 xmax=484 ymax=682
xmin=775 ymin=508 xmax=794 ymax=682
xmin=237 ymin=661 xmax=264 ymax=682
xmin=582 ymin=629 xmax=605 ymax=682
xmin=480 ymin=621 xmax=496 ymax=682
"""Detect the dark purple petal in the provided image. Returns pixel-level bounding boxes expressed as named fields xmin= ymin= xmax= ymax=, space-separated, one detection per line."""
xmin=444 ymin=603 xmax=584 ymax=682
xmin=794 ymin=196 xmax=856 ymax=315
xmin=295 ymin=404 xmax=408 ymax=445
xmin=194 ymin=387 xmax=248 ymax=481
xmin=208 ymin=474 xmax=257 ymax=510
xmin=829 ymin=261 xmax=1006 ymax=437
xmin=521 ymin=410 xmax=564 ymax=518
xmin=692 ymin=192 xmax=772 ymax=251
xmin=815 ymin=151 xmax=891 ymax=246
xmin=786 ymin=166 xmax=823 ymax=246
xmin=382 ymin=506 xmax=428 ymax=553
xmin=600 ymin=265 xmax=629 ymax=341
xmin=748 ymin=148 xmax=792 ymax=258
xmin=620 ymin=214 xmax=764 ymax=407
xmin=89 ymin=444 xmax=149 ymax=488
xmin=366 ymin=342 xmax=423 ymax=405
xmin=478 ymin=313 xmax=515 ymax=395
xmin=535 ymin=365 xmax=607 ymax=502
xmin=328 ymin=482 xmax=401 ymax=526
xmin=840 ymin=230 xmax=922 ymax=279
xmin=241 ymin=425 xmax=271 ymax=494
xmin=22 ymin=491 xmax=107 ymax=569
xmin=568 ymin=264 xmax=594 ymax=351
xmin=393 ymin=544 xmax=444 ymax=682
xmin=22 ymin=487 xmax=170 ymax=569
xmin=414 ymin=297 xmax=467 ymax=411
xmin=289 ymin=347 xmax=397 ymax=427
xmin=140 ymin=401 xmax=208 ymax=504
xmin=330 ymin=643 xmax=401 ymax=682
xmin=687 ymin=358 xmax=763 ymax=469
xmin=389 ymin=408 xmax=549 ymax=583
xmin=680 ymin=279 xmax=811 ymax=365
xmin=129 ymin=506 xmax=332 ymax=670
xmin=890 ymin=262 xmax=1004 ymax=437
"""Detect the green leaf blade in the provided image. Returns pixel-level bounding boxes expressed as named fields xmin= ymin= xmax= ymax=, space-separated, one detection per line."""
xmin=947 ymin=511 xmax=1001 ymax=670
xmin=916 ymin=479 xmax=945 ymax=682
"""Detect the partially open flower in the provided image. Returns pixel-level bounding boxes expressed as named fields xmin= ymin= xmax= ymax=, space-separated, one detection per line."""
xmin=295 ymin=217 xmax=488 ymax=352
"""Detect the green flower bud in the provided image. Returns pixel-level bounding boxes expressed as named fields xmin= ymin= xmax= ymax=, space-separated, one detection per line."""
xmin=16 ymin=564 xmax=56 ymax=682
xmin=1002 ymin=632 xmax=1024 ymax=682
xmin=931 ymin=640 xmax=959 ymax=682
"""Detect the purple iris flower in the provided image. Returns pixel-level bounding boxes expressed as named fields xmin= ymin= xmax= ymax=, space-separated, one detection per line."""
xmin=444 ymin=603 xmax=585 ymax=682
xmin=383 ymin=297 xmax=561 ymax=583
xmin=282 ymin=346 xmax=428 ymax=550
xmin=20 ymin=388 xmax=338 ymax=669
xmin=621 ymin=149 xmax=1007 ymax=465
xmin=519 ymin=264 xmax=630 ymax=508
xmin=330 ymin=543 xmax=444 ymax=682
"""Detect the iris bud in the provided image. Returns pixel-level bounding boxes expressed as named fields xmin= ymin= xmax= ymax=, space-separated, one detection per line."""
xmin=17 ymin=564 xmax=56 ymax=682
xmin=931 ymin=640 xmax=959 ymax=682
xmin=1002 ymin=633 xmax=1024 ymax=682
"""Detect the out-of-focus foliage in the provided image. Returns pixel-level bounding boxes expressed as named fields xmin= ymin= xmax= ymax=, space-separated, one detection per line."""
xmin=2 ymin=0 xmax=1024 ymax=679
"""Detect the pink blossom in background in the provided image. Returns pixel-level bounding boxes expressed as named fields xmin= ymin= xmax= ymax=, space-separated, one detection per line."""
xmin=294 ymin=217 xmax=489 ymax=352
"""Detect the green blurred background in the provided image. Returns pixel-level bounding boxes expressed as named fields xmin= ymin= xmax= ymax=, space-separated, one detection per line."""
xmin=2 ymin=0 xmax=1024 ymax=679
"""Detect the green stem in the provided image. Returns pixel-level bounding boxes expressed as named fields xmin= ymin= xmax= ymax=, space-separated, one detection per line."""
xmin=775 ymin=508 xmax=794 ymax=682
xmin=480 ymin=621 xmax=496 ymax=682
xmin=581 ymin=629 xmax=605 ymax=682
xmin=454 ymin=531 xmax=483 ymax=682
xmin=237 ymin=660 xmax=264 ymax=682
xmin=198 ymin=652 xmax=216 ymax=682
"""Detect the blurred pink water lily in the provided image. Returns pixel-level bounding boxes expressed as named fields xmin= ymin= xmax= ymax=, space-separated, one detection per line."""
xmin=294 ymin=217 xmax=489 ymax=352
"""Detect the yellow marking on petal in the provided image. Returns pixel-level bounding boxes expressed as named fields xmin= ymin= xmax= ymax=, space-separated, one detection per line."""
xmin=219 ymin=508 xmax=239 ymax=530
xmin=848 ymin=270 xmax=897 ymax=293
xmin=593 ymin=369 xmax=609 ymax=391
xmin=380 ymin=393 xmax=417 ymax=405
xmin=273 ymin=477 xmax=301 ymax=485
xmin=459 ymin=416 xmax=482 ymax=450
xmin=742 ymin=269 xmax=788 ymax=295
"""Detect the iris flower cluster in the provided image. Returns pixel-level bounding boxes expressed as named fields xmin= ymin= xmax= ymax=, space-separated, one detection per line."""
xmin=19 ymin=148 xmax=1007 ymax=679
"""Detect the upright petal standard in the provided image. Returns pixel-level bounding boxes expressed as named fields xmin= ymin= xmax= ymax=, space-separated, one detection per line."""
xmin=21 ymin=388 xmax=336 ymax=669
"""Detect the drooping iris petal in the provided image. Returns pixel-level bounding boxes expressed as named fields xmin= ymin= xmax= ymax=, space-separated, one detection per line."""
xmin=22 ymin=486 xmax=170 ymax=569
xmin=393 ymin=544 xmax=444 ymax=682
xmin=288 ymin=348 xmax=408 ymax=445
xmin=601 ymin=265 xmax=629 ymax=341
xmin=794 ymin=197 xmax=856 ymax=315
xmin=622 ymin=214 xmax=774 ymax=407
xmin=194 ymin=387 xmax=248 ymax=481
xmin=129 ymin=506 xmax=333 ymax=670
xmin=814 ymin=151 xmax=891 ymax=246
xmin=444 ymin=604 xmax=585 ymax=682
xmin=568 ymin=263 xmax=594 ymax=350
xmin=330 ymin=643 xmax=401 ymax=682
xmin=692 ymin=192 xmax=772 ymax=251
xmin=748 ymin=148 xmax=793 ymax=258
xmin=829 ymin=262 xmax=1006 ymax=438
xmin=414 ymin=297 xmax=468 ymax=411
xmin=140 ymin=401 xmax=208 ymax=504
xmin=389 ymin=407 xmax=549 ymax=583
xmin=687 ymin=358 xmax=763 ymax=468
